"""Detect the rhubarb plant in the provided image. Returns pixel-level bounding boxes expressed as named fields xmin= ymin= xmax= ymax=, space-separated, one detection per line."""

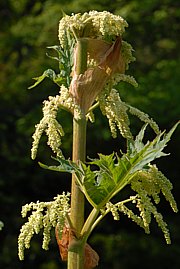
xmin=18 ymin=11 xmax=179 ymax=269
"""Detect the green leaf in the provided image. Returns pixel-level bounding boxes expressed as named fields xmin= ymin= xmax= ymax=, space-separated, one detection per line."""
xmin=28 ymin=32 xmax=75 ymax=89
xmin=128 ymin=121 xmax=179 ymax=173
xmin=28 ymin=69 xmax=57 ymax=89
xmin=38 ymin=122 xmax=179 ymax=209
xmin=39 ymin=158 xmax=76 ymax=173
xmin=79 ymin=122 xmax=179 ymax=207
xmin=47 ymin=42 xmax=74 ymax=87
xmin=79 ymin=154 xmax=131 ymax=207
xmin=80 ymin=153 xmax=132 ymax=207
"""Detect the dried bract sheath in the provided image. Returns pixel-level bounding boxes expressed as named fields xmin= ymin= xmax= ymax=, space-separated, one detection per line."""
xmin=55 ymin=225 xmax=99 ymax=268
xmin=70 ymin=37 xmax=125 ymax=114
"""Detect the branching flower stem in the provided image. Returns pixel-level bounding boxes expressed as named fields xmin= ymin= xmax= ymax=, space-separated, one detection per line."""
xmin=88 ymin=101 xmax=100 ymax=114
xmin=81 ymin=208 xmax=100 ymax=243
xmin=20 ymin=11 xmax=179 ymax=269
xmin=81 ymin=196 xmax=137 ymax=244
xmin=68 ymin=39 xmax=87 ymax=269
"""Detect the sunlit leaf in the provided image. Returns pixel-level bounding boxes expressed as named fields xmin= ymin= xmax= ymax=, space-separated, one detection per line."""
xmin=28 ymin=69 xmax=57 ymax=89
xmin=39 ymin=122 xmax=179 ymax=208
xmin=39 ymin=158 xmax=76 ymax=173
xmin=80 ymin=122 xmax=179 ymax=207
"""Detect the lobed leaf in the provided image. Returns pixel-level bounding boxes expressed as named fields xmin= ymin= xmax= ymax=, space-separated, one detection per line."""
xmin=80 ymin=122 xmax=179 ymax=207
xmin=39 ymin=122 xmax=179 ymax=208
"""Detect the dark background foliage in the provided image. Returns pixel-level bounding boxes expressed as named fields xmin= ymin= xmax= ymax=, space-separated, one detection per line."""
xmin=0 ymin=0 xmax=179 ymax=268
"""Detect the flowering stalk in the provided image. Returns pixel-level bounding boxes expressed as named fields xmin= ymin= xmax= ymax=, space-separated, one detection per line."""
xmin=18 ymin=11 xmax=179 ymax=269
xmin=68 ymin=39 xmax=87 ymax=269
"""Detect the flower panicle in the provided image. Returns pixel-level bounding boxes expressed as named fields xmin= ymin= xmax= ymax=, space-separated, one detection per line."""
xmin=98 ymin=88 xmax=133 ymax=140
xmin=106 ymin=163 xmax=177 ymax=244
xmin=127 ymin=105 xmax=160 ymax=134
xmin=149 ymin=165 xmax=178 ymax=212
xmin=130 ymin=165 xmax=178 ymax=244
xmin=31 ymin=85 xmax=83 ymax=160
xmin=18 ymin=193 xmax=70 ymax=260
xmin=121 ymin=41 xmax=136 ymax=70
xmin=59 ymin=11 xmax=128 ymax=47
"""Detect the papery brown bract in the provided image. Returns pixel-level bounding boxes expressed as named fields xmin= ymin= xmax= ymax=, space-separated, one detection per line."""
xmin=70 ymin=37 xmax=125 ymax=114
xmin=55 ymin=225 xmax=69 ymax=261
xmin=55 ymin=225 xmax=99 ymax=268
xmin=84 ymin=243 xmax=99 ymax=269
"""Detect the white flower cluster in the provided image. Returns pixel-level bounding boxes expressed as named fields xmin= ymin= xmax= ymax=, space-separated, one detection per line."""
xmin=98 ymin=87 xmax=160 ymax=139
xmin=106 ymin=202 xmax=120 ymax=220
xmin=59 ymin=85 xmax=82 ymax=118
xmin=105 ymin=164 xmax=177 ymax=244
xmin=118 ymin=203 xmax=145 ymax=229
xmin=121 ymin=41 xmax=136 ymax=70
xmin=18 ymin=192 xmax=70 ymax=260
xmin=127 ymin=105 xmax=160 ymax=134
xmin=31 ymin=94 xmax=64 ymax=160
xmin=88 ymin=10 xmax=128 ymax=37
xmin=148 ymin=165 xmax=178 ymax=212
xmin=31 ymin=85 xmax=82 ymax=159
xmin=99 ymin=88 xmax=133 ymax=139
xmin=106 ymin=197 xmax=145 ymax=230
xmin=59 ymin=11 xmax=128 ymax=47
xmin=110 ymin=73 xmax=138 ymax=88
xmin=130 ymin=165 xmax=178 ymax=243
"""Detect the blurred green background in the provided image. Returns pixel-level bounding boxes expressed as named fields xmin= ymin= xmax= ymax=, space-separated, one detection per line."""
xmin=0 ymin=0 xmax=179 ymax=268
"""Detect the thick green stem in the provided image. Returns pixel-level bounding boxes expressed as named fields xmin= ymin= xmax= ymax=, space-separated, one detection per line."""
xmin=75 ymin=39 xmax=87 ymax=75
xmin=68 ymin=236 xmax=85 ymax=269
xmin=68 ymin=39 xmax=87 ymax=269
xmin=70 ymin=116 xmax=86 ymax=234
